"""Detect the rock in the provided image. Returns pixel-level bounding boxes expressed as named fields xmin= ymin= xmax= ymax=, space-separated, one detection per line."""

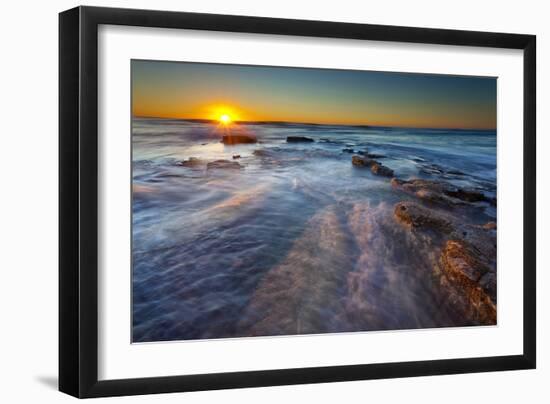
xmin=366 ymin=153 xmax=385 ymax=159
xmin=178 ymin=157 xmax=203 ymax=167
xmin=451 ymin=225 xmax=496 ymax=268
xmin=445 ymin=188 xmax=490 ymax=203
xmin=393 ymin=198 xmax=497 ymax=325
xmin=222 ymin=134 xmax=257 ymax=145
xmin=440 ymin=240 xmax=496 ymax=323
xmin=391 ymin=178 xmax=404 ymax=187
xmin=287 ymin=136 xmax=314 ymax=143
xmin=232 ymin=154 xmax=241 ymax=159
xmin=370 ymin=163 xmax=394 ymax=177
xmin=352 ymin=156 xmax=393 ymax=176
xmin=394 ymin=201 xmax=453 ymax=232
xmin=206 ymin=160 xmax=242 ymax=170
xmin=391 ymin=178 xmax=495 ymax=207
xmin=352 ymin=155 xmax=379 ymax=167
xmin=392 ymin=192 xmax=497 ymax=326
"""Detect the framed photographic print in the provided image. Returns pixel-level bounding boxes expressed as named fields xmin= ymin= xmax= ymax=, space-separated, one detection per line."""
xmin=59 ymin=6 xmax=536 ymax=398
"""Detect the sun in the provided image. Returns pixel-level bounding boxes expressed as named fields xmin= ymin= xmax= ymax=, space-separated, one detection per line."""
xmin=219 ymin=114 xmax=232 ymax=124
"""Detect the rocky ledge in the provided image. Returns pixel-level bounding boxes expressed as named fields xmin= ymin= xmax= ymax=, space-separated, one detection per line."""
xmin=391 ymin=178 xmax=495 ymax=207
xmin=394 ymin=200 xmax=496 ymax=324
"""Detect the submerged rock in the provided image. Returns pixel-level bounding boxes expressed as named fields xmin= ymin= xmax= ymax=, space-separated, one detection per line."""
xmin=287 ymin=136 xmax=314 ymax=143
xmin=222 ymin=134 xmax=257 ymax=145
xmin=206 ymin=160 xmax=242 ymax=170
xmin=370 ymin=163 xmax=394 ymax=177
xmin=342 ymin=147 xmax=355 ymax=153
xmin=239 ymin=206 xmax=352 ymax=336
xmin=178 ymin=157 xmax=204 ymax=167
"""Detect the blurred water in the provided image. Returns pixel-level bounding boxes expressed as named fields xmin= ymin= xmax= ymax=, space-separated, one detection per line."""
xmin=132 ymin=118 xmax=496 ymax=342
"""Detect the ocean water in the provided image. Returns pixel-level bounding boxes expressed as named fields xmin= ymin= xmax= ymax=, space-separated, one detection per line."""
xmin=132 ymin=117 xmax=497 ymax=342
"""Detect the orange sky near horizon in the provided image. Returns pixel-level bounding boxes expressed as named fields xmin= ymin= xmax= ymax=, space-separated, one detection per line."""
xmin=132 ymin=60 xmax=497 ymax=130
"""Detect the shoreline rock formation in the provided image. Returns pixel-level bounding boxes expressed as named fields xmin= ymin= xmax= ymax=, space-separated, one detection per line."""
xmin=393 ymin=200 xmax=496 ymax=325
xmin=391 ymin=178 xmax=495 ymax=207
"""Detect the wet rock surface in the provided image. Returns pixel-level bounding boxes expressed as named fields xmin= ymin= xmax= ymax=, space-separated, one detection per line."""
xmin=352 ymin=155 xmax=394 ymax=177
xmin=440 ymin=239 xmax=496 ymax=323
xmin=391 ymin=178 xmax=494 ymax=207
xmin=351 ymin=156 xmax=380 ymax=167
xmin=222 ymin=134 xmax=257 ymax=145
xmin=394 ymin=201 xmax=453 ymax=232
xmin=352 ymin=155 xmax=378 ymax=167
xmin=370 ymin=162 xmax=394 ymax=177
xmin=393 ymin=199 xmax=496 ymax=325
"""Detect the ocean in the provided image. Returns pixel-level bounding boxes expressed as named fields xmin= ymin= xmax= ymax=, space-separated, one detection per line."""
xmin=131 ymin=117 xmax=497 ymax=342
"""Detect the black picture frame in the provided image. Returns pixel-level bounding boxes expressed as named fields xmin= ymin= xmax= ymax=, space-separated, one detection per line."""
xmin=59 ymin=5 xmax=536 ymax=398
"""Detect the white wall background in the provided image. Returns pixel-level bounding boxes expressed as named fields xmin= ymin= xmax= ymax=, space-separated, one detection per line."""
xmin=0 ymin=0 xmax=547 ymax=402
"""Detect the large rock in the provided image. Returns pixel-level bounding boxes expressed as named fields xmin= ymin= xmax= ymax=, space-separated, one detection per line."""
xmin=206 ymin=160 xmax=242 ymax=170
xmin=287 ymin=136 xmax=314 ymax=143
xmin=370 ymin=163 xmax=394 ymax=177
xmin=222 ymin=134 xmax=257 ymax=145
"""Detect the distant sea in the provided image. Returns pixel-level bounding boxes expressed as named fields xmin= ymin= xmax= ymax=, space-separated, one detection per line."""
xmin=132 ymin=117 xmax=496 ymax=342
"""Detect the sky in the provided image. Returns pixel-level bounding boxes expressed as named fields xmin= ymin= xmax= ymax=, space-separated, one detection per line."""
xmin=132 ymin=60 xmax=497 ymax=130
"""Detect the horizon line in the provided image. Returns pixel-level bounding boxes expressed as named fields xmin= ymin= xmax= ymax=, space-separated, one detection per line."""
xmin=132 ymin=115 xmax=497 ymax=132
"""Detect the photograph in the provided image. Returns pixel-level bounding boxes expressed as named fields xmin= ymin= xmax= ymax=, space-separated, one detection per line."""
xmin=131 ymin=60 xmax=498 ymax=343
